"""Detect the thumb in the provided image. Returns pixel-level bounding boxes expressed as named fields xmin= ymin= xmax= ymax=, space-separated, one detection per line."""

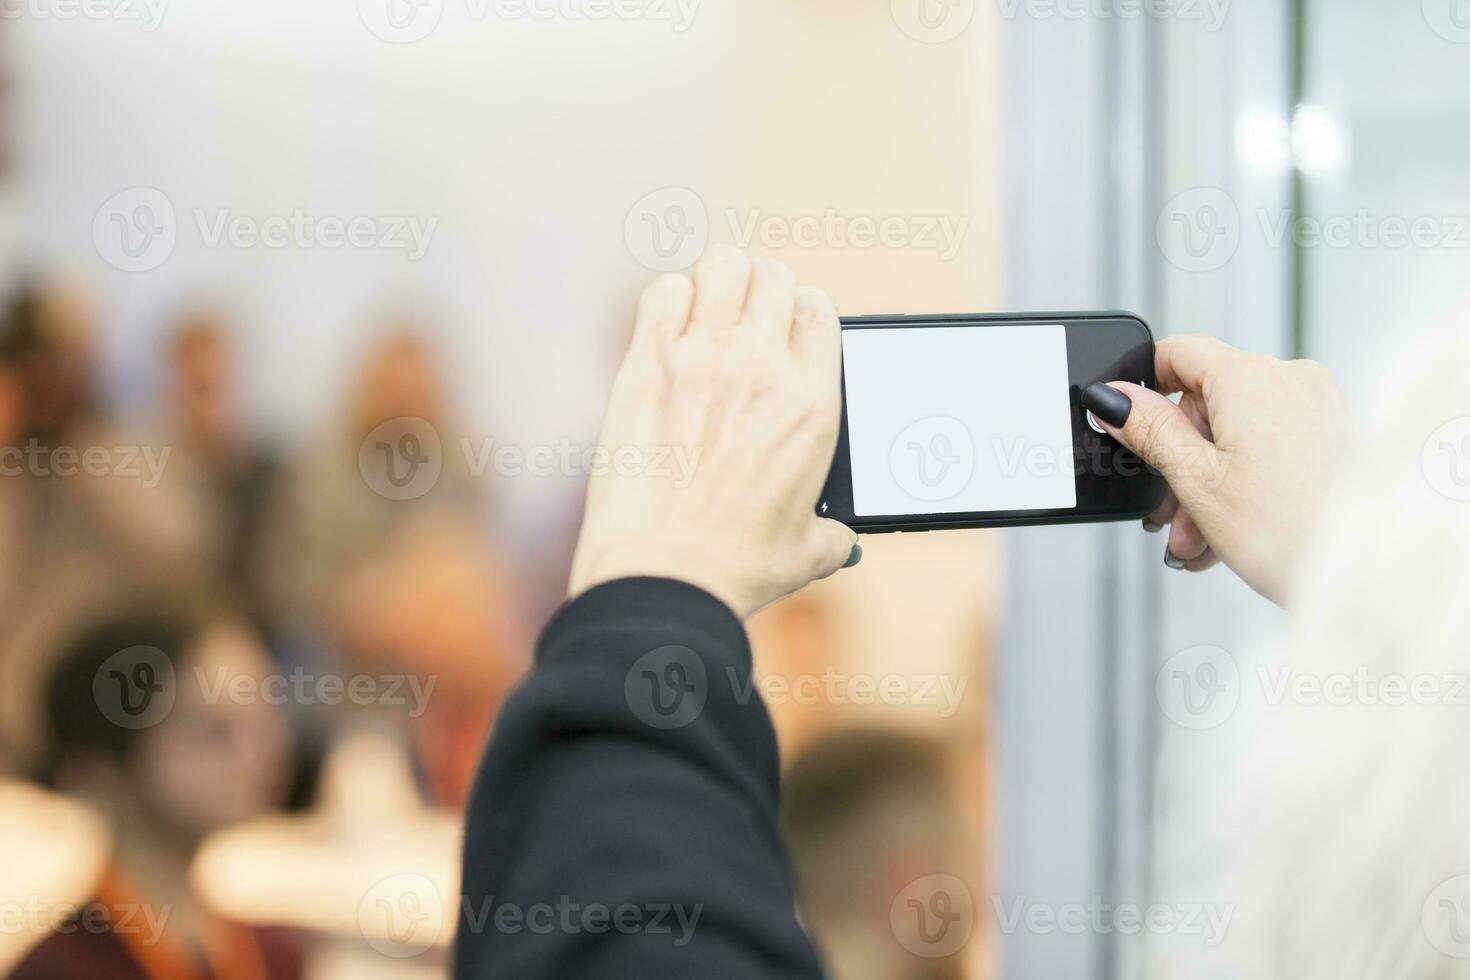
xmin=1082 ymin=382 xmax=1222 ymax=508
xmin=807 ymin=518 xmax=861 ymax=581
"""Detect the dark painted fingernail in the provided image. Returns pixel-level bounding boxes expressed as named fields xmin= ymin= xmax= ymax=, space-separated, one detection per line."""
xmin=1164 ymin=547 xmax=1186 ymax=570
xmin=843 ymin=543 xmax=863 ymax=569
xmin=1142 ymin=518 xmax=1163 ymax=533
xmin=1081 ymin=383 xmax=1132 ymax=428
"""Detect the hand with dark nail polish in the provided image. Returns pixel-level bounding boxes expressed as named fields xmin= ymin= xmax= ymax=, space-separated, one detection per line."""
xmin=1083 ymin=335 xmax=1353 ymax=605
xmin=1082 ymin=382 xmax=1133 ymax=428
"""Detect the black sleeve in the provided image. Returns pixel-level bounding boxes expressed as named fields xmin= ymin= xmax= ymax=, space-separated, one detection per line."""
xmin=454 ymin=577 xmax=827 ymax=980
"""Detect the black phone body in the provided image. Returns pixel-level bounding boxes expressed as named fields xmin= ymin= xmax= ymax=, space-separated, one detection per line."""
xmin=819 ymin=312 xmax=1166 ymax=533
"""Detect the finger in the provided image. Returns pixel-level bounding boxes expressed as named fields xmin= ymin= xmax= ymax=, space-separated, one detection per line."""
xmin=1145 ymin=391 xmax=1213 ymax=530
xmin=742 ymin=257 xmax=797 ymax=343
xmin=790 ymin=286 xmax=841 ymax=390
xmin=1165 ymin=508 xmax=1209 ymax=563
xmin=807 ymin=518 xmax=860 ymax=582
xmin=1081 ymin=381 xmax=1221 ymax=514
xmin=1154 ymin=334 xmax=1246 ymax=397
xmin=687 ymin=244 xmax=752 ymax=336
xmin=630 ymin=274 xmax=695 ymax=351
xmin=1144 ymin=489 xmax=1177 ymax=532
xmin=1183 ymin=549 xmax=1222 ymax=573
xmin=1178 ymin=391 xmax=1214 ymax=441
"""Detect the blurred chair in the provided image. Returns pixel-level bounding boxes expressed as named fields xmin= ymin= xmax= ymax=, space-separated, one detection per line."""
xmin=0 ymin=780 xmax=108 ymax=974
xmin=193 ymin=729 xmax=461 ymax=980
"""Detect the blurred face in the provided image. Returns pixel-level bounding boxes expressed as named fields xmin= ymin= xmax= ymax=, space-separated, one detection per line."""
xmin=355 ymin=334 xmax=441 ymax=433
xmin=23 ymin=288 xmax=98 ymax=434
xmin=133 ymin=624 xmax=291 ymax=838
xmin=171 ymin=327 xmax=233 ymax=444
xmin=0 ymin=367 xmax=24 ymax=444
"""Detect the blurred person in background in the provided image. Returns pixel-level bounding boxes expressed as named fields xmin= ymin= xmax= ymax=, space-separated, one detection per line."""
xmin=783 ymin=728 xmax=980 ymax=980
xmin=260 ymin=327 xmax=483 ymax=652
xmin=16 ymin=606 xmax=300 ymax=980
xmin=0 ymin=282 xmax=214 ymax=773
xmin=165 ymin=313 xmax=282 ymax=632
xmin=261 ymin=326 xmax=525 ymax=807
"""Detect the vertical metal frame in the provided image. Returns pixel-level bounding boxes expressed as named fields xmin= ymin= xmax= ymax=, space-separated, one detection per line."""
xmin=999 ymin=3 xmax=1295 ymax=979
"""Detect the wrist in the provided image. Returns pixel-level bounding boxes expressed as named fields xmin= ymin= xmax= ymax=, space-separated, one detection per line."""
xmin=569 ymin=538 xmax=755 ymax=620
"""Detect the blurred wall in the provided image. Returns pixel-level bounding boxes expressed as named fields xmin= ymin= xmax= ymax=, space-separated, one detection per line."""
xmin=9 ymin=0 xmax=1005 ymax=701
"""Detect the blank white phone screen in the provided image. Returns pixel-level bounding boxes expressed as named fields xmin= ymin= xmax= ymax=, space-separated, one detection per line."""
xmin=842 ymin=325 xmax=1077 ymax=517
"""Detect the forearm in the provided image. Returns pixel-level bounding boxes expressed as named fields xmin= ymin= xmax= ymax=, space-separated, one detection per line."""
xmin=455 ymin=577 xmax=825 ymax=980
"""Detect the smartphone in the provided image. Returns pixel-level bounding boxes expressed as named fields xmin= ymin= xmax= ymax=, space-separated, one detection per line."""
xmin=818 ymin=311 xmax=1166 ymax=533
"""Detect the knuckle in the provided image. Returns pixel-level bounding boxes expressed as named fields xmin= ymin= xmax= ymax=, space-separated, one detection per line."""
xmin=666 ymin=337 xmax=717 ymax=380
xmin=795 ymin=285 xmax=836 ymax=322
xmin=753 ymin=256 xmax=796 ymax=287
xmin=1131 ymin=407 xmax=1177 ymax=467
xmin=697 ymin=244 xmax=751 ymax=281
xmin=615 ymin=355 xmax=662 ymax=393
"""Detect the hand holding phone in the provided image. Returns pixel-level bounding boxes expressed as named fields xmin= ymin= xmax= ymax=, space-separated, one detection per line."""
xmin=819 ymin=312 xmax=1166 ymax=532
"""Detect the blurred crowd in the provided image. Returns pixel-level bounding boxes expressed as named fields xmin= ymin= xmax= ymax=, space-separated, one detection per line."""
xmin=0 ymin=279 xmax=990 ymax=980
xmin=0 ymin=278 xmax=538 ymax=977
